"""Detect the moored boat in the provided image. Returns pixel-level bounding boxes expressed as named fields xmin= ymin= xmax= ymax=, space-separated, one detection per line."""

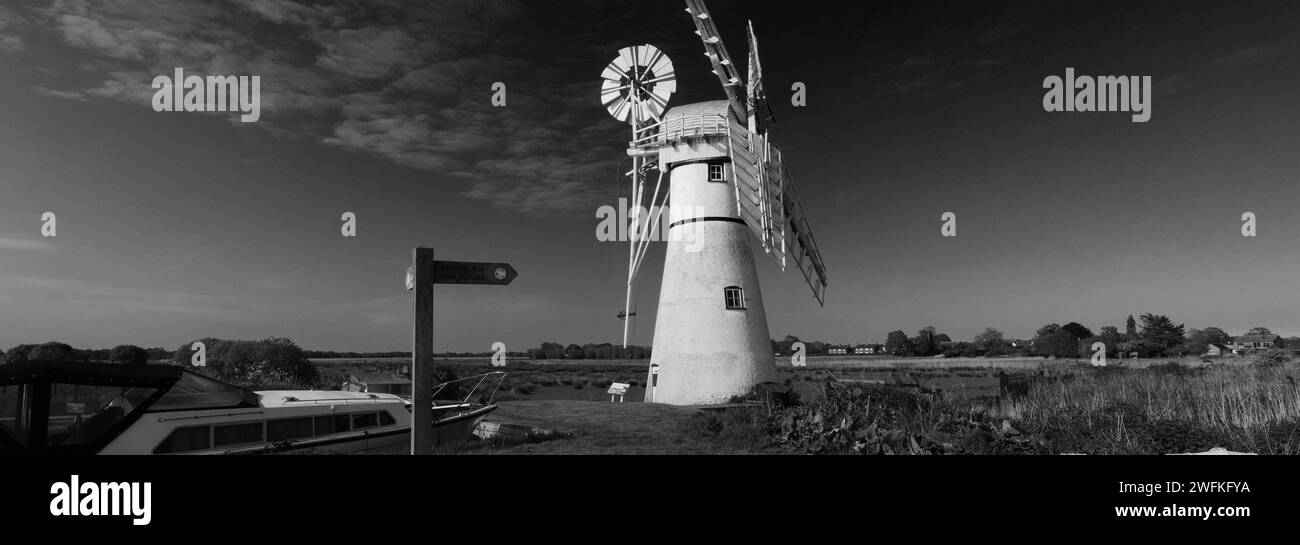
xmin=0 ymin=360 xmax=503 ymax=454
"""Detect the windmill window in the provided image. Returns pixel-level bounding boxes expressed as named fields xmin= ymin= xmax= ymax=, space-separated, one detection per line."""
xmin=724 ymin=286 xmax=745 ymax=310
xmin=708 ymin=163 xmax=725 ymax=182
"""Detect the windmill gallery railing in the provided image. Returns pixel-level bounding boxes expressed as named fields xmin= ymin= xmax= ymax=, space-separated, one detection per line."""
xmin=629 ymin=112 xmax=731 ymax=149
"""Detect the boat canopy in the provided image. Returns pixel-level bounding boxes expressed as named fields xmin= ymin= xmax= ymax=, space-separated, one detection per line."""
xmin=0 ymin=360 xmax=256 ymax=453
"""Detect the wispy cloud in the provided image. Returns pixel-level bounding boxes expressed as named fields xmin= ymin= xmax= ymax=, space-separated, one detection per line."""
xmin=1157 ymin=41 xmax=1299 ymax=96
xmin=0 ymin=6 xmax=28 ymax=52
xmin=0 ymin=235 xmax=58 ymax=252
xmin=6 ymin=0 xmax=625 ymax=215
xmin=0 ymin=276 xmax=237 ymax=317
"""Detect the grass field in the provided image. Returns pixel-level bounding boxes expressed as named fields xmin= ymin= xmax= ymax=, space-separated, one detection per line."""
xmin=434 ymin=400 xmax=774 ymax=455
xmin=306 ymin=354 xmax=1300 ymax=454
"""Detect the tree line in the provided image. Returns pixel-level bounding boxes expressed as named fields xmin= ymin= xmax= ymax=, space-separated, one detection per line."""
xmin=4 ymin=338 xmax=319 ymax=386
xmin=525 ymin=342 xmax=651 ymax=360
xmin=3 ymin=342 xmax=168 ymax=366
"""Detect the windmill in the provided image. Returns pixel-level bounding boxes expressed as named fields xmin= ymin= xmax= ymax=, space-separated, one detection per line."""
xmin=600 ymin=0 xmax=828 ymax=405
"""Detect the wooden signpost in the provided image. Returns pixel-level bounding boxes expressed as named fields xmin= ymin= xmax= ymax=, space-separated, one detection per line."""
xmin=408 ymin=246 xmax=517 ymax=455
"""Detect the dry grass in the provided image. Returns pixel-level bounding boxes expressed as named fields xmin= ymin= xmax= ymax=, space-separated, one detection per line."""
xmin=969 ymin=363 xmax=1300 ymax=453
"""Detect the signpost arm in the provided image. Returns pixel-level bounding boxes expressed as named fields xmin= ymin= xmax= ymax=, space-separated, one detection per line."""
xmin=412 ymin=246 xmax=435 ymax=455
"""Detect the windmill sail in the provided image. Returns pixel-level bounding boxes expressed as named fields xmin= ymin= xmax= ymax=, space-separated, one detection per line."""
xmin=727 ymin=124 xmax=827 ymax=306
xmin=782 ymin=171 xmax=828 ymax=306
xmin=745 ymin=21 xmax=775 ymax=135
xmin=684 ymin=0 xmax=747 ymax=122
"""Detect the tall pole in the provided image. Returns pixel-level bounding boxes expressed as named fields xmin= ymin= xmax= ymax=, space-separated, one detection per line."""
xmin=622 ymin=91 xmax=640 ymax=349
xmin=411 ymin=246 xmax=435 ymax=455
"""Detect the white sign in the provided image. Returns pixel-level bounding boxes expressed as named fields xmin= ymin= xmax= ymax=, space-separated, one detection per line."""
xmin=405 ymin=265 xmax=415 ymax=291
xmin=608 ymin=382 xmax=629 ymax=403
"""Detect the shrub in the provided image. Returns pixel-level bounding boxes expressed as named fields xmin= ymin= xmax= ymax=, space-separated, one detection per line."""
xmin=1254 ymin=349 xmax=1291 ymax=368
xmin=174 ymin=337 xmax=318 ymax=386
xmin=5 ymin=344 xmax=36 ymax=364
xmin=109 ymin=345 xmax=150 ymax=366
xmin=28 ymin=342 xmax=77 ymax=362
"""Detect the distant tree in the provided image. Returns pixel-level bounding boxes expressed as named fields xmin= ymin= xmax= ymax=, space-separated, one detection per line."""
xmin=1246 ymin=326 xmax=1274 ymax=336
xmin=109 ymin=345 xmax=150 ymax=365
xmin=5 ymin=344 xmax=36 ymax=364
xmin=805 ymin=341 xmax=827 ymax=356
xmin=29 ymin=342 xmax=77 ymax=362
xmin=173 ymin=337 xmax=316 ymax=384
xmin=942 ymin=341 xmax=973 ymax=358
xmin=1137 ymin=313 xmax=1186 ymax=355
xmin=972 ymin=328 xmax=1006 ymax=356
xmin=540 ymin=342 xmax=564 ymax=359
xmin=884 ymin=330 xmax=912 ymax=356
xmin=563 ymin=344 xmax=584 ymax=359
xmin=1061 ymin=322 xmax=1094 ymax=340
xmin=933 ymin=333 xmax=951 ymax=344
xmin=1097 ymin=326 xmax=1123 ymax=353
xmin=911 ymin=326 xmax=940 ymax=356
xmin=1032 ymin=324 xmax=1080 ymax=358
xmin=1178 ymin=327 xmax=1233 ymax=355
xmin=1125 ymin=315 xmax=1137 ymax=337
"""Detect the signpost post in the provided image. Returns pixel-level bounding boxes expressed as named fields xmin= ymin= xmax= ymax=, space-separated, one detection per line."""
xmin=408 ymin=246 xmax=517 ymax=455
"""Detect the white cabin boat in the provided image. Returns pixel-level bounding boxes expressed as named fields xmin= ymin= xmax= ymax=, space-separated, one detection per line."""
xmin=0 ymin=360 xmax=502 ymax=454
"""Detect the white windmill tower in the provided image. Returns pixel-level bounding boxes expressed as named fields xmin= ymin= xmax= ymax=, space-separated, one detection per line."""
xmin=601 ymin=0 xmax=828 ymax=405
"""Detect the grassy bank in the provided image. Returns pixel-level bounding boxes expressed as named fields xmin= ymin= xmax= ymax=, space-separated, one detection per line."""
xmin=773 ymin=361 xmax=1300 ymax=454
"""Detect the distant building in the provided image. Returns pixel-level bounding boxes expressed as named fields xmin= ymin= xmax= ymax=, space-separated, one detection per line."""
xmin=853 ymin=344 xmax=883 ymax=355
xmin=1205 ymin=343 xmax=1231 ymax=357
xmin=1230 ymin=334 xmax=1280 ymax=354
xmin=828 ymin=346 xmax=850 ymax=355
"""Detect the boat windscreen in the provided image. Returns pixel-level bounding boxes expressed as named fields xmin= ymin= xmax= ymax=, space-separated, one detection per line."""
xmin=148 ymin=371 xmax=258 ymax=411
xmin=0 ymin=384 xmax=27 ymax=448
xmin=46 ymin=383 xmax=160 ymax=448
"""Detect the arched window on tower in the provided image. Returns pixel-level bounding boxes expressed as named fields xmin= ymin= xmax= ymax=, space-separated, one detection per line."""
xmin=723 ymin=286 xmax=745 ymax=310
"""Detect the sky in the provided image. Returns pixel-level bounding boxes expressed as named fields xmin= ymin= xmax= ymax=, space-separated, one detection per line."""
xmin=1 ymin=0 xmax=1299 ymax=352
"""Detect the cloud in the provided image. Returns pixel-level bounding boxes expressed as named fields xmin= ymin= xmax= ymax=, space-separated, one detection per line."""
xmin=976 ymin=24 xmax=1019 ymax=44
xmin=0 ymin=276 xmax=238 ymax=317
xmin=1157 ymin=40 xmax=1298 ymax=96
xmin=0 ymin=236 xmax=58 ymax=251
xmin=12 ymin=0 xmax=625 ymax=216
xmin=0 ymin=7 xmax=26 ymax=52
xmin=901 ymin=56 xmax=933 ymax=68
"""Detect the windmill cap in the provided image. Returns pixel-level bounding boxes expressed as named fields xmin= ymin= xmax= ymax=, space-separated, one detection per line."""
xmin=662 ymin=100 xmax=736 ymax=122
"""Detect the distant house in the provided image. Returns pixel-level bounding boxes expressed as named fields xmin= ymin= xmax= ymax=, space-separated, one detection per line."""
xmin=1230 ymin=334 xmax=1281 ymax=355
xmin=828 ymin=346 xmax=849 ymax=355
xmin=852 ymin=344 xmax=882 ymax=355
xmin=1205 ymin=343 xmax=1231 ymax=357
